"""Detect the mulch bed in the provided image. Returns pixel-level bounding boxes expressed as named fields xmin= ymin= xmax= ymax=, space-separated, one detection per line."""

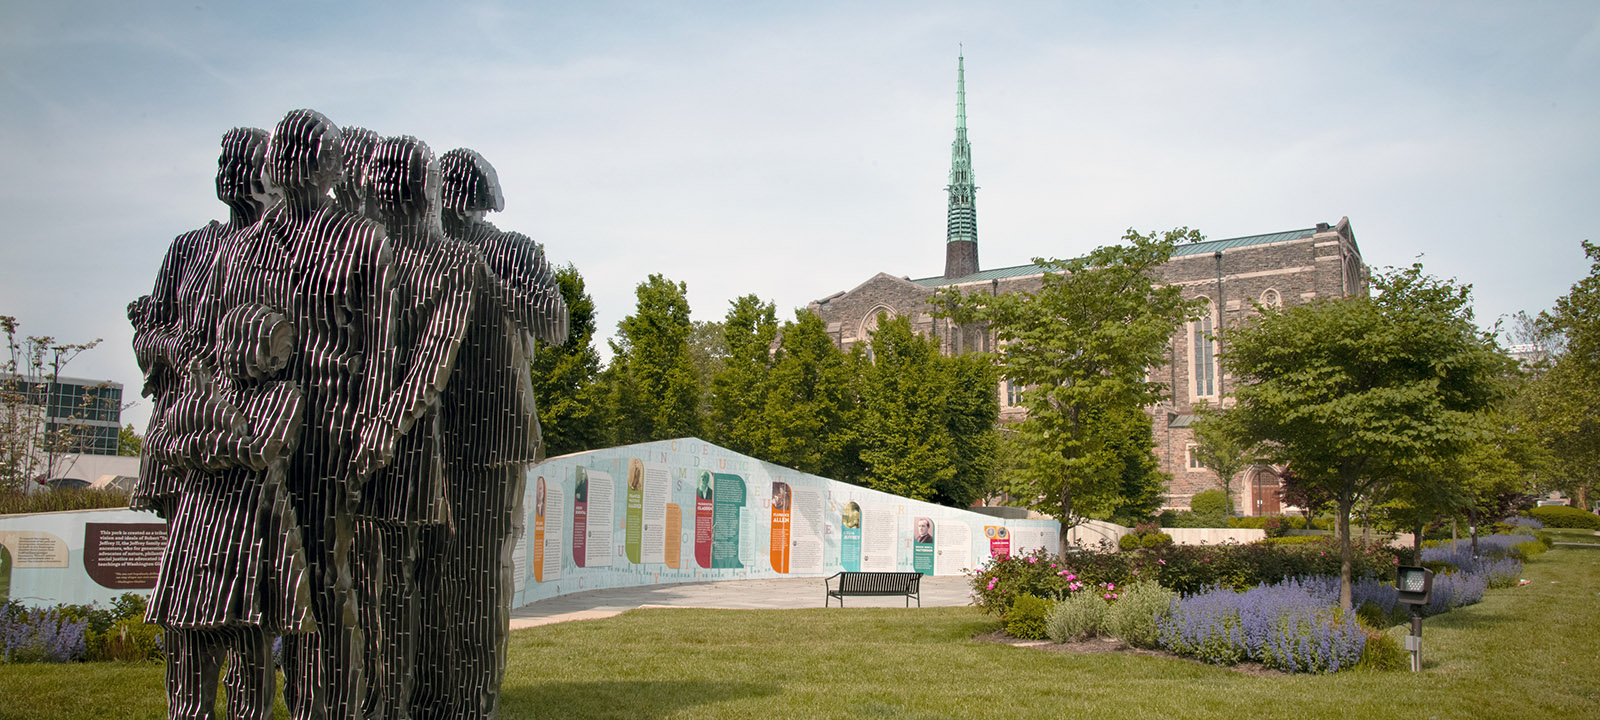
xmin=972 ymin=630 xmax=1286 ymax=676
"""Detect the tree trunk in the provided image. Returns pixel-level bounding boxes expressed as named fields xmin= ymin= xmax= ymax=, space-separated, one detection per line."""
xmin=1468 ymin=506 xmax=1480 ymax=561
xmin=1412 ymin=523 xmax=1424 ymax=565
xmin=1337 ymin=495 xmax=1354 ymax=611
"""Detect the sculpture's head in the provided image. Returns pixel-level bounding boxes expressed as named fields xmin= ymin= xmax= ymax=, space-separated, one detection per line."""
xmin=333 ymin=125 xmax=381 ymax=217
xmin=266 ymin=109 xmax=344 ymax=197
xmin=371 ymin=135 xmax=440 ymax=224
xmin=215 ymin=127 xmax=276 ymax=215
xmin=439 ymin=148 xmax=504 ymax=219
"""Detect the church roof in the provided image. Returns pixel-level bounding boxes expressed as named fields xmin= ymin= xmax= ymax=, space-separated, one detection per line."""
xmin=910 ymin=226 xmax=1319 ymax=287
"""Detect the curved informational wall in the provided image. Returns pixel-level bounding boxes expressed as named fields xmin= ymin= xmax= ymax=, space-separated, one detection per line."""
xmin=0 ymin=508 xmax=167 ymax=608
xmin=511 ymin=438 xmax=1060 ymax=608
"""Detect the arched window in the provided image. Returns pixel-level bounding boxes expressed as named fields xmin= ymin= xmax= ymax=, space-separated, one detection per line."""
xmin=1260 ymin=288 xmax=1282 ymax=308
xmin=1190 ymin=296 xmax=1217 ymax=399
xmin=859 ymin=305 xmax=895 ymax=340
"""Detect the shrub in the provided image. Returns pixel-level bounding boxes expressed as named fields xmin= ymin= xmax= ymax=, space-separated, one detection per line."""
xmin=0 ymin=605 xmax=87 ymax=663
xmin=1166 ymin=511 xmax=1220 ymax=528
xmin=1045 ymin=592 xmax=1108 ymax=643
xmin=967 ymin=548 xmax=1069 ymax=614
xmin=1118 ymin=533 xmax=1142 ymax=552
xmin=1227 ymin=515 xmax=1307 ymax=532
xmin=97 ymin=616 xmax=163 ymax=662
xmin=1354 ymin=627 xmax=1408 ymax=672
xmin=1190 ymin=490 xmax=1230 ymax=517
xmin=1263 ymin=535 xmax=1325 ymax=546
xmin=1105 ymin=581 xmax=1176 ymax=649
xmin=1261 ymin=517 xmax=1290 ymax=538
xmin=1479 ymin=557 xmax=1523 ymax=590
xmin=1157 ymin=579 xmax=1366 ymax=673
xmin=1141 ymin=532 xmax=1174 ymax=549
xmin=0 ymin=488 xmax=133 ymax=516
xmin=1260 ymin=606 xmax=1366 ymax=674
xmin=1505 ymin=516 xmax=1544 ymax=531
xmin=1004 ymin=594 xmax=1054 ymax=640
xmin=1528 ymin=505 xmax=1600 ymax=530
xmin=1423 ymin=572 xmax=1487 ymax=616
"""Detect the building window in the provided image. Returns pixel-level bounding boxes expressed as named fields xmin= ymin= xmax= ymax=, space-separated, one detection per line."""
xmin=1190 ymin=297 xmax=1217 ymax=398
xmin=1260 ymin=288 xmax=1282 ymax=308
xmin=1186 ymin=443 xmax=1204 ymax=471
xmin=1005 ymin=379 xmax=1021 ymax=407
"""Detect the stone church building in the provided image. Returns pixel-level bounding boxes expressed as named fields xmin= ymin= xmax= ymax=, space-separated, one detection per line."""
xmin=807 ymin=56 xmax=1370 ymax=514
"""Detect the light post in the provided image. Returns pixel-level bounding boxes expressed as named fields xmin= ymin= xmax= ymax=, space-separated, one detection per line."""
xmin=1396 ymin=565 xmax=1435 ymax=672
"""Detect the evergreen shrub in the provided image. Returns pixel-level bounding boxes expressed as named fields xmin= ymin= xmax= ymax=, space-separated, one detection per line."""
xmin=1528 ymin=506 xmax=1600 ymax=530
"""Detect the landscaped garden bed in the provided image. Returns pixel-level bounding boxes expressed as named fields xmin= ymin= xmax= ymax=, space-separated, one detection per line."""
xmin=967 ymin=519 xmax=1556 ymax=674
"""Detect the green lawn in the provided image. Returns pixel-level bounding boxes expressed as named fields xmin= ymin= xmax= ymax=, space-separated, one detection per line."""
xmin=1545 ymin=527 xmax=1600 ymax=545
xmin=3 ymin=545 xmax=1597 ymax=720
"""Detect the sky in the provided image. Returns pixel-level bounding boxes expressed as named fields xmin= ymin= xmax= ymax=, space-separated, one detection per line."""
xmin=2 ymin=1 xmax=1597 ymax=430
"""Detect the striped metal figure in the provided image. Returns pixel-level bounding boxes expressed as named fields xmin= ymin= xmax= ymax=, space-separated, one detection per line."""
xmin=133 ymin=127 xmax=314 ymax=720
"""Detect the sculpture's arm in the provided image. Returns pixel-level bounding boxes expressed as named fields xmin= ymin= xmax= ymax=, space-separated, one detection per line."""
xmin=356 ymin=243 xmax=478 ymax=478
xmin=473 ymin=230 xmax=569 ymax=347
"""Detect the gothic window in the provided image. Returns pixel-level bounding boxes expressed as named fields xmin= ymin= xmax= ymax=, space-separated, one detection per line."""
xmin=1186 ymin=443 xmax=1204 ymax=471
xmin=1190 ymin=297 xmax=1218 ymax=399
xmin=1260 ymin=288 xmax=1282 ymax=308
xmin=859 ymin=305 xmax=895 ymax=340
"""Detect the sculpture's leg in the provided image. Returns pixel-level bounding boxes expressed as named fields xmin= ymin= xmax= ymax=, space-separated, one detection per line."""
xmin=284 ymin=465 xmax=364 ymax=720
xmin=358 ymin=518 xmax=419 ymax=720
xmin=410 ymin=523 xmax=457 ymax=720
xmin=164 ymin=628 xmax=225 ymax=720
xmin=221 ymin=626 xmax=276 ymax=720
xmin=448 ymin=464 xmax=517 ymax=719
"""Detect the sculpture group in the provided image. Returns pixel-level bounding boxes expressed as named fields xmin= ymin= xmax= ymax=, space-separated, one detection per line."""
xmin=128 ymin=109 xmax=569 ymax=720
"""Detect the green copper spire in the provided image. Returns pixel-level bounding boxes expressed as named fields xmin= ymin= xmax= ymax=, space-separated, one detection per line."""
xmin=944 ymin=50 xmax=979 ymax=278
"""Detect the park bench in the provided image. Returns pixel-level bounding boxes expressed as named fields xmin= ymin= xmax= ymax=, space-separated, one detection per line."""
xmin=824 ymin=571 xmax=922 ymax=607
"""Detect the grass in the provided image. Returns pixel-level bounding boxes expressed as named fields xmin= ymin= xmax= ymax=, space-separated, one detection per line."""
xmin=2 ymin=546 xmax=1597 ymax=720
xmin=1545 ymin=527 xmax=1600 ymax=545
xmin=0 ymin=488 xmax=132 ymax=515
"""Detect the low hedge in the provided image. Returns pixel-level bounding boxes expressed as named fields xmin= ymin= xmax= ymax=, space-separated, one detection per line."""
xmin=1527 ymin=506 xmax=1600 ymax=530
xmin=969 ymin=536 xmax=1402 ymax=601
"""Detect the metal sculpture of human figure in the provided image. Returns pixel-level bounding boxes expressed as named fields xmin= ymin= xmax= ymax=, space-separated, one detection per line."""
xmin=133 ymin=127 xmax=314 ymax=720
xmin=407 ymin=148 xmax=566 ymax=719
xmin=353 ymin=134 xmax=484 ymax=720
xmin=204 ymin=109 xmax=396 ymax=720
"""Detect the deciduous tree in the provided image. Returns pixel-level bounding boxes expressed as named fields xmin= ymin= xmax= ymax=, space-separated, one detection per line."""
xmin=602 ymin=274 xmax=702 ymax=445
xmin=709 ymin=296 xmax=777 ymax=456
xmin=1188 ymin=404 xmax=1260 ymax=516
xmin=933 ymin=228 xmax=1205 ymax=552
xmin=531 ymin=264 xmax=607 ymax=457
xmin=1225 ymin=264 xmax=1506 ymax=608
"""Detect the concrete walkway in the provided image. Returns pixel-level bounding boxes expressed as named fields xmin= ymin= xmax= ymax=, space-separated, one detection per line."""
xmin=508 ymin=575 xmax=975 ymax=630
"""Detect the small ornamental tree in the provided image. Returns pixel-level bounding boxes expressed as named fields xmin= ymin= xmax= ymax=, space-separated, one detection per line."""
xmin=1224 ymin=265 xmax=1507 ymax=609
xmin=1 ymin=316 xmax=104 ymax=494
xmin=1188 ymin=404 xmax=1260 ymax=516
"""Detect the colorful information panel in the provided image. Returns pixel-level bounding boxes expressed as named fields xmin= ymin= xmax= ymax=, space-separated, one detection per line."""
xmin=512 ymin=438 xmax=1060 ymax=609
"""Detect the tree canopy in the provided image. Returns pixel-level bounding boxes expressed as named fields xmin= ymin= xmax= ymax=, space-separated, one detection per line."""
xmin=1224 ymin=264 xmax=1508 ymax=608
xmin=531 ymin=263 xmax=606 ymax=457
xmin=934 ymin=228 xmax=1204 ymax=551
xmin=601 ymin=274 xmax=703 ymax=445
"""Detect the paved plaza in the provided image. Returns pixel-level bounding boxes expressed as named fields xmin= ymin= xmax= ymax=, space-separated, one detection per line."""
xmin=509 ymin=575 xmax=975 ymax=629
